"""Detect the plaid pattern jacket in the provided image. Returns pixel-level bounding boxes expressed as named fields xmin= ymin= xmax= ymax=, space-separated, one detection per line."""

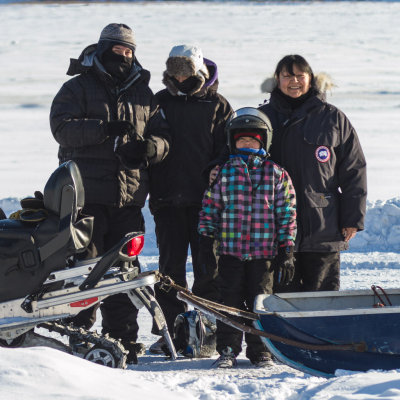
xmin=198 ymin=155 xmax=296 ymax=261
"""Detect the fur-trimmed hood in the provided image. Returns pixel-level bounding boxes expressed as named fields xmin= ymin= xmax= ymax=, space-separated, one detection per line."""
xmin=260 ymin=72 xmax=336 ymax=98
xmin=162 ymin=57 xmax=219 ymax=97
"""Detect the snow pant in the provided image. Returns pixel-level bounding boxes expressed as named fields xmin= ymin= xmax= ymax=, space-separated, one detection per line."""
xmin=67 ymin=204 xmax=144 ymax=341
xmin=152 ymin=206 xmax=219 ymax=335
xmin=216 ymin=255 xmax=274 ymax=359
xmin=274 ymin=251 xmax=340 ymax=293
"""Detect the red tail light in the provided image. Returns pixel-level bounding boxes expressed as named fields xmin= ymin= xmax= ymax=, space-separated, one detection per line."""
xmin=70 ymin=297 xmax=98 ymax=308
xmin=127 ymin=235 xmax=144 ymax=257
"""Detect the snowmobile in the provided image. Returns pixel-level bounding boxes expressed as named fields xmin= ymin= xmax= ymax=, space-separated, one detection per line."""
xmin=0 ymin=160 xmax=177 ymax=368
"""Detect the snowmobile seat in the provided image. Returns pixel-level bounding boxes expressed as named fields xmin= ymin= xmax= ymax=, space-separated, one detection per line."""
xmin=0 ymin=161 xmax=94 ymax=302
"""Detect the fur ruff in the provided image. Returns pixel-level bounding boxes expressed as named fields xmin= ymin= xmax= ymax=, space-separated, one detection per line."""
xmin=166 ymin=56 xmax=196 ymax=78
xmin=162 ymin=71 xmax=206 ymax=96
xmin=165 ymin=55 xmax=209 ymax=80
xmin=260 ymin=72 xmax=336 ymax=95
xmin=315 ymin=72 xmax=336 ymax=94
xmin=163 ymin=55 xmax=210 ymax=96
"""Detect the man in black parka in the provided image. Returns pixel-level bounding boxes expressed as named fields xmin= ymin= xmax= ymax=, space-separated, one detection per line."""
xmin=143 ymin=45 xmax=233 ymax=353
xmin=50 ymin=23 xmax=170 ymax=363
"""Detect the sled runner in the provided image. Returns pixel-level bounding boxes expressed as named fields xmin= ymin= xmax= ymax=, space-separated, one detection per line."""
xmin=160 ymin=276 xmax=400 ymax=377
xmin=0 ymin=161 xmax=177 ymax=368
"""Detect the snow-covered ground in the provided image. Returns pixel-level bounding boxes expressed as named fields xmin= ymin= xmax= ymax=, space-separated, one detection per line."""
xmin=1 ymin=1 xmax=400 ymax=399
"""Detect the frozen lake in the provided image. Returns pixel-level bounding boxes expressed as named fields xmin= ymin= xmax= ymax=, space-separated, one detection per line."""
xmin=1 ymin=2 xmax=400 ymax=400
xmin=0 ymin=0 xmax=399 ymax=201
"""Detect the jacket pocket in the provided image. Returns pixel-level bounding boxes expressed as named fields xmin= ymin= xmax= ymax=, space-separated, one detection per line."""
xmin=304 ymin=191 xmax=341 ymax=242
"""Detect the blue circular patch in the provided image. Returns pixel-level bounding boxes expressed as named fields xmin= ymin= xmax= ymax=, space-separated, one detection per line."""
xmin=315 ymin=146 xmax=330 ymax=163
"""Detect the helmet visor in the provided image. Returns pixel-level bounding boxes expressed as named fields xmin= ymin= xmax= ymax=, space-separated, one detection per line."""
xmin=228 ymin=107 xmax=271 ymax=126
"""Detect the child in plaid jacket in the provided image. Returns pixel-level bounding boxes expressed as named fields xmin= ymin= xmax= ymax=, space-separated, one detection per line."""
xmin=198 ymin=107 xmax=296 ymax=368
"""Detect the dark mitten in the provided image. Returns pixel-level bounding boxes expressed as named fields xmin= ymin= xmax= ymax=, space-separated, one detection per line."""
xmin=116 ymin=138 xmax=156 ymax=169
xmin=274 ymin=246 xmax=295 ymax=286
xmin=20 ymin=190 xmax=44 ymax=209
xmin=106 ymin=120 xmax=134 ymax=138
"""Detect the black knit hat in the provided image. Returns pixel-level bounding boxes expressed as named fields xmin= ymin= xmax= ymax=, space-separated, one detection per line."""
xmin=98 ymin=23 xmax=136 ymax=51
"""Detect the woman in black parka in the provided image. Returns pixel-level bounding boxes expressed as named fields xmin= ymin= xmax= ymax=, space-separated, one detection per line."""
xmin=259 ymin=55 xmax=367 ymax=292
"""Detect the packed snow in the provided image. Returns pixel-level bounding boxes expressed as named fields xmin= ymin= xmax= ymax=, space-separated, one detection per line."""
xmin=1 ymin=1 xmax=400 ymax=399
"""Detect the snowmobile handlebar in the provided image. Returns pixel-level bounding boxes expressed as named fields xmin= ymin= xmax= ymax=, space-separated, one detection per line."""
xmin=79 ymin=232 xmax=144 ymax=291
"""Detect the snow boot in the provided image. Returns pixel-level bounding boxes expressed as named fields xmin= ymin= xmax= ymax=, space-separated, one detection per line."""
xmin=149 ymin=337 xmax=167 ymax=355
xmin=213 ymin=347 xmax=237 ymax=369
xmin=249 ymin=352 xmax=274 ymax=368
xmin=121 ymin=340 xmax=146 ymax=364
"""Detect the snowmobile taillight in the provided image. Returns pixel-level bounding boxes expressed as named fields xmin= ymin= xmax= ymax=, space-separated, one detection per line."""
xmin=126 ymin=235 xmax=144 ymax=257
xmin=70 ymin=297 xmax=99 ymax=308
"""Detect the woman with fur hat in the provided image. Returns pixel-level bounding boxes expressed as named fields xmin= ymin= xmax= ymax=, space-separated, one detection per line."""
xmin=50 ymin=23 xmax=170 ymax=364
xmin=147 ymin=44 xmax=233 ymax=354
xmin=210 ymin=54 xmax=367 ymax=293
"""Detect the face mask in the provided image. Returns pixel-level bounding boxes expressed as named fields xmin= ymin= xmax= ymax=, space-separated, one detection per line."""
xmin=171 ymin=76 xmax=199 ymax=94
xmin=102 ymin=48 xmax=133 ymax=82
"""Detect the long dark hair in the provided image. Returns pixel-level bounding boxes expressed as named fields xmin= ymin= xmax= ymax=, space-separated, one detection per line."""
xmin=274 ymin=55 xmax=317 ymax=91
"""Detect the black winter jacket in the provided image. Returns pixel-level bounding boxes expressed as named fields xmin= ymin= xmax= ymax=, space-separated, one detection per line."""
xmin=50 ymin=44 xmax=170 ymax=208
xmin=148 ymin=59 xmax=233 ymax=212
xmin=259 ymin=89 xmax=367 ymax=252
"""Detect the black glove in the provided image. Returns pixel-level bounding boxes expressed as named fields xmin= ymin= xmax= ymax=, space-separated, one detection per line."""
xmin=116 ymin=138 xmax=157 ymax=169
xmin=106 ymin=120 xmax=134 ymax=138
xmin=274 ymin=246 xmax=295 ymax=286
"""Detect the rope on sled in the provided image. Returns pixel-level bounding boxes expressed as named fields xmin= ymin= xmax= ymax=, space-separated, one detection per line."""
xmin=159 ymin=274 xmax=258 ymax=320
xmin=160 ymin=274 xmax=367 ymax=353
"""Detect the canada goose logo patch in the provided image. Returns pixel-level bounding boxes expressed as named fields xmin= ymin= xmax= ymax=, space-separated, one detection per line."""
xmin=315 ymin=146 xmax=330 ymax=163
